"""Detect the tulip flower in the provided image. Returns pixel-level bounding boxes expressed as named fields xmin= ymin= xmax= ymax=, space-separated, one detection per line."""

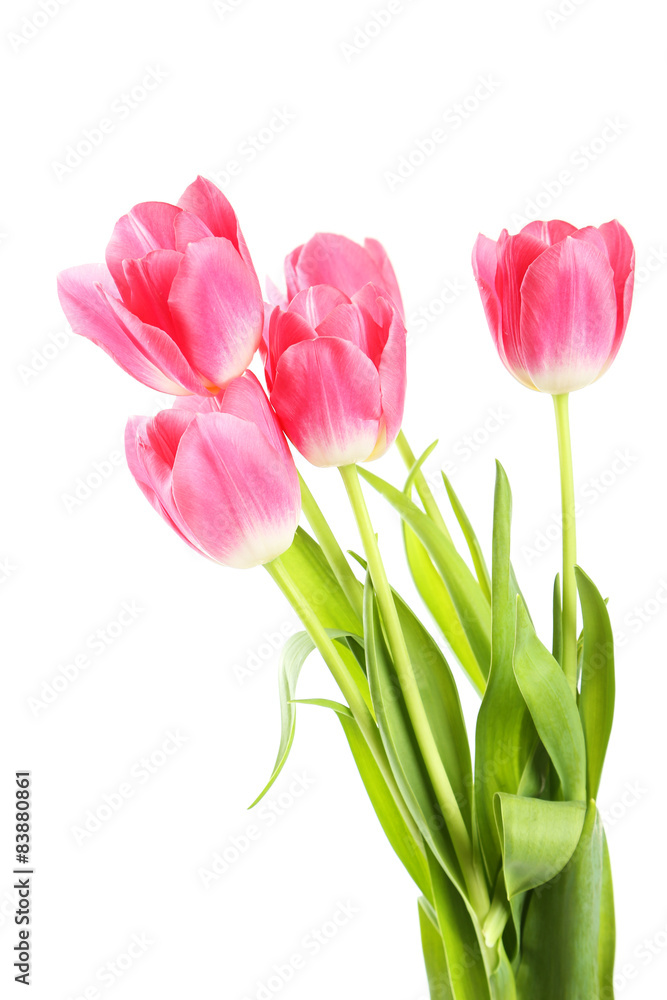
xmin=125 ymin=372 xmax=300 ymax=568
xmin=472 ymin=219 xmax=634 ymax=394
xmin=264 ymin=283 xmax=406 ymax=467
xmin=58 ymin=176 xmax=263 ymax=395
xmin=276 ymin=233 xmax=404 ymax=318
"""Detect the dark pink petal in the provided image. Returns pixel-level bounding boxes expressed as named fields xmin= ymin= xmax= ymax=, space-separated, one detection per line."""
xmin=597 ymin=220 xmax=635 ymax=354
xmin=520 ymin=220 xmax=577 ymax=246
xmin=271 ymin=338 xmax=382 ymax=467
xmin=57 ymin=264 xmax=204 ymax=394
xmin=172 ymin=412 xmax=300 ymax=568
xmin=520 ymin=237 xmax=617 ymax=393
xmin=375 ymin=298 xmax=407 ymax=456
xmin=496 ymin=231 xmax=547 ymax=386
xmin=288 ymin=285 xmax=350 ymax=328
xmin=219 ymin=372 xmax=292 ymax=461
xmin=168 ymin=236 xmax=263 ymax=389
xmin=315 ymin=301 xmax=385 ymax=368
xmin=177 ymin=176 xmax=255 ymax=273
xmin=105 ymin=202 xmax=181 ymax=300
xmin=471 ymin=234 xmax=502 ymax=347
xmin=570 ymin=226 xmax=609 ymax=256
xmin=122 ymin=249 xmax=182 ymax=337
xmin=290 ymin=233 xmax=394 ymax=305
xmin=265 ymin=307 xmax=316 ymax=391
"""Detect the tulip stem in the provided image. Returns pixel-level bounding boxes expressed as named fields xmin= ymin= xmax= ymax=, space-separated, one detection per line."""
xmin=265 ymin=556 xmax=424 ymax=850
xmin=553 ymin=393 xmax=578 ymax=694
xmin=297 ymin=473 xmax=364 ymax=623
xmin=339 ymin=463 xmax=489 ymax=919
xmin=395 ymin=431 xmax=451 ymax=540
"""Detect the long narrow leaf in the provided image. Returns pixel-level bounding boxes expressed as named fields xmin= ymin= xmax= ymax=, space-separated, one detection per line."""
xmin=576 ymin=566 xmax=615 ymax=799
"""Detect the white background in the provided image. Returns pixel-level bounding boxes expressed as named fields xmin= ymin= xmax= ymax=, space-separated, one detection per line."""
xmin=1 ymin=0 xmax=666 ymax=996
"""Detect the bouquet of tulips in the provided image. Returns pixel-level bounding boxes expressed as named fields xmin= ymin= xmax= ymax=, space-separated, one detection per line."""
xmin=58 ymin=177 xmax=634 ymax=999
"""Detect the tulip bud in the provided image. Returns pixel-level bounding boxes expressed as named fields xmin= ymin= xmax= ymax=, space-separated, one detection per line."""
xmin=125 ymin=372 xmax=300 ymax=568
xmin=58 ymin=176 xmax=264 ymax=395
xmin=472 ymin=219 xmax=634 ymax=394
xmin=264 ymin=283 xmax=406 ymax=467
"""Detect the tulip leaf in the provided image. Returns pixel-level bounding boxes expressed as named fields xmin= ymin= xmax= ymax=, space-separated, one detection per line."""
xmin=576 ymin=566 xmax=615 ymax=799
xmin=516 ymin=801 xmax=606 ymax=999
xmin=250 ymin=627 xmax=359 ymax=807
xmin=512 ymin=597 xmax=587 ymax=803
xmin=279 ymin=527 xmax=363 ymax=634
xmin=403 ymin=525 xmax=486 ymax=695
xmin=494 ymin=794 xmax=586 ymax=898
xmin=363 ymin=573 xmax=467 ymax=896
xmin=475 ymin=463 xmax=536 ymax=884
xmin=358 ymin=466 xmax=491 ymax=678
xmin=552 ymin=574 xmax=563 ymax=665
xmin=418 ymin=897 xmax=455 ymax=1000
xmin=426 ymin=845 xmax=493 ymax=1000
xmin=598 ymin=829 xmax=616 ymax=995
xmin=441 ymin=473 xmax=492 ymax=604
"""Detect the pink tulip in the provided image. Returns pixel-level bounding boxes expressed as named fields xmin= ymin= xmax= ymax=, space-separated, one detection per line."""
xmin=279 ymin=233 xmax=404 ymax=318
xmin=264 ymin=283 xmax=406 ymax=467
xmin=472 ymin=220 xmax=634 ymax=394
xmin=125 ymin=372 xmax=300 ymax=568
xmin=58 ymin=176 xmax=263 ymax=395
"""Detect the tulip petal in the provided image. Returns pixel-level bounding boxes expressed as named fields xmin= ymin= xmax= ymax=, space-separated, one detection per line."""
xmin=290 ymin=233 xmax=397 ymax=307
xmin=122 ymin=249 xmax=182 ymax=338
xmin=168 ymin=236 xmax=263 ymax=389
xmin=177 ymin=175 xmax=255 ymax=272
xmin=106 ymin=202 xmax=181 ymax=300
xmin=172 ymin=412 xmax=300 ymax=568
xmin=362 ymin=238 xmax=404 ymax=315
xmin=271 ymin=338 xmax=382 ymax=467
xmin=57 ymin=264 xmax=204 ymax=394
xmin=496 ymin=231 xmax=549 ymax=387
xmin=173 ymin=210 xmax=214 ymax=251
xmin=265 ymin=307 xmax=316 ymax=391
xmin=219 ymin=372 xmax=293 ymax=461
xmin=315 ymin=301 xmax=385 ymax=368
xmin=472 ymin=234 xmax=503 ymax=346
xmin=598 ymin=220 xmax=635 ymax=352
xmin=520 ymin=220 xmax=577 ymax=246
xmin=375 ymin=298 xmax=407 ymax=455
xmin=520 ymin=237 xmax=617 ymax=393
xmin=284 ymin=244 xmax=304 ymax=300
xmin=288 ymin=285 xmax=350 ymax=328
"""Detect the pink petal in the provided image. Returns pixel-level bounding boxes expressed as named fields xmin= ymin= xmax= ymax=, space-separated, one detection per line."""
xmin=496 ymin=231 xmax=548 ymax=387
xmin=315 ymin=300 xmax=385 ymax=368
xmin=174 ymin=210 xmax=214 ymax=251
xmin=284 ymin=244 xmax=304 ymax=300
xmin=57 ymin=264 xmax=203 ymax=394
xmin=597 ymin=220 xmax=635 ymax=355
xmin=288 ymin=284 xmax=350 ymax=328
xmin=172 ymin=412 xmax=300 ymax=568
xmin=520 ymin=220 xmax=577 ymax=246
xmin=290 ymin=233 xmax=395 ymax=305
xmin=265 ymin=307 xmax=316 ymax=391
xmin=106 ymin=202 xmax=181 ymax=300
xmin=375 ymin=298 xmax=407 ymax=455
xmin=122 ymin=249 xmax=182 ymax=337
xmin=218 ymin=372 xmax=292 ymax=461
xmin=472 ymin=234 xmax=502 ymax=347
xmin=168 ymin=236 xmax=263 ymax=389
xmin=177 ymin=176 xmax=255 ymax=273
xmin=363 ymin=237 xmax=404 ymax=317
xmin=519 ymin=237 xmax=617 ymax=393
xmin=270 ymin=338 xmax=382 ymax=467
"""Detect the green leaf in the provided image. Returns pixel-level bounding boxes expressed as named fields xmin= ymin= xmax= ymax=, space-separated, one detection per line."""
xmin=426 ymin=846 xmax=493 ymax=1000
xmin=494 ymin=794 xmax=586 ymax=898
xmin=250 ymin=628 xmax=359 ymax=807
xmin=442 ymin=474 xmax=492 ymax=604
xmin=279 ymin=527 xmax=363 ymax=634
xmin=475 ymin=463 xmax=536 ymax=883
xmin=598 ymin=829 xmax=616 ymax=996
xmin=576 ymin=566 xmax=615 ymax=799
xmin=552 ymin=574 xmax=562 ymax=665
xmin=404 ymin=525 xmax=486 ymax=695
xmin=516 ymin=801 xmax=606 ymax=999
xmin=419 ymin=897 xmax=455 ymax=1000
xmin=363 ymin=574 xmax=467 ymax=896
xmin=359 ymin=465 xmax=491 ymax=677
xmin=513 ymin=598 xmax=587 ymax=803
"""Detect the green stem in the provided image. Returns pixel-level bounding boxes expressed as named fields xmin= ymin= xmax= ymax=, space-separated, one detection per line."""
xmin=339 ymin=463 xmax=489 ymax=918
xmin=553 ymin=393 xmax=578 ymax=694
xmin=298 ymin=473 xmax=363 ymax=622
xmin=395 ymin=430 xmax=451 ymax=540
xmin=265 ymin=555 xmax=423 ymax=848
